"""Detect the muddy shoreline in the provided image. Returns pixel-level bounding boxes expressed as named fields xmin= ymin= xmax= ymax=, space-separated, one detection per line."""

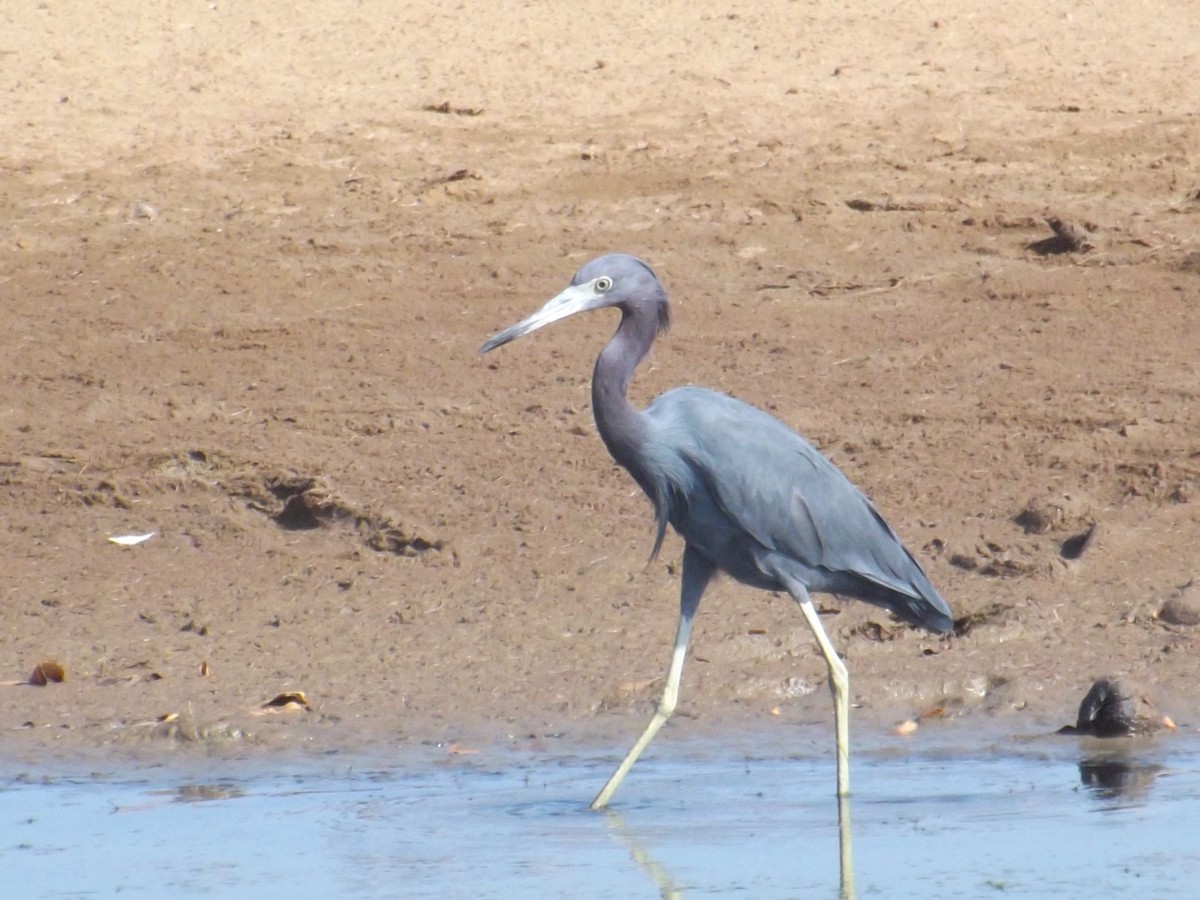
xmin=2 ymin=1 xmax=1197 ymax=763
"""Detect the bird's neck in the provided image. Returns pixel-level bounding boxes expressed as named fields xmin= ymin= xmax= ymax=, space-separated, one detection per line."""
xmin=591 ymin=307 xmax=657 ymax=476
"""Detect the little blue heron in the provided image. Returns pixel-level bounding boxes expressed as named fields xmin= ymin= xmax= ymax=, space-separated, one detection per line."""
xmin=481 ymin=254 xmax=953 ymax=810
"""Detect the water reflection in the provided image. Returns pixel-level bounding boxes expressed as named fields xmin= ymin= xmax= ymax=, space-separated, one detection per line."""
xmin=1078 ymin=756 xmax=1164 ymax=802
xmin=9 ymin=735 xmax=1200 ymax=899
xmin=602 ymin=793 xmax=858 ymax=899
xmin=837 ymin=793 xmax=855 ymax=900
xmin=601 ymin=811 xmax=684 ymax=900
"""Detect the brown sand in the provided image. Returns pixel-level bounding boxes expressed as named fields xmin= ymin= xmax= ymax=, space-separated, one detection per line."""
xmin=2 ymin=1 xmax=1197 ymax=761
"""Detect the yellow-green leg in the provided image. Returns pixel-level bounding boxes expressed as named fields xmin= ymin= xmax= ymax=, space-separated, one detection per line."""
xmin=791 ymin=579 xmax=851 ymax=798
xmin=590 ymin=547 xmax=714 ymax=810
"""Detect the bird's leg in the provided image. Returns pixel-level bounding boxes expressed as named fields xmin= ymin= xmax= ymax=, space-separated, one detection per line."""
xmin=789 ymin=582 xmax=851 ymax=798
xmin=590 ymin=546 xmax=714 ymax=810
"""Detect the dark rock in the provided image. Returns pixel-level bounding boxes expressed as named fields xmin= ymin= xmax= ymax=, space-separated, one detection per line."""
xmin=1057 ymin=678 xmax=1167 ymax=737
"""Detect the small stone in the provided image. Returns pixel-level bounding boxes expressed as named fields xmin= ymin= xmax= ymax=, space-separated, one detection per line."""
xmin=1158 ymin=585 xmax=1200 ymax=626
xmin=131 ymin=201 xmax=158 ymax=219
xmin=1057 ymin=678 xmax=1165 ymax=737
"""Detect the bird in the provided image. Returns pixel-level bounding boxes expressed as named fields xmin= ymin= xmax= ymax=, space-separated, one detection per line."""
xmin=480 ymin=253 xmax=953 ymax=810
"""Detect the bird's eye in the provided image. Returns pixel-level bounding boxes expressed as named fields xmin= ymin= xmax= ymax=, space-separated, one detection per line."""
xmin=594 ymin=277 xmax=613 ymax=293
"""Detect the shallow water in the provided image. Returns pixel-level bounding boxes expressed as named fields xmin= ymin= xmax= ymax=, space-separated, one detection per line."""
xmin=4 ymin=727 xmax=1199 ymax=899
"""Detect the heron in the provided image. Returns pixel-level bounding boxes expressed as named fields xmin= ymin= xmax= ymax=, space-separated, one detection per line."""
xmin=480 ymin=253 xmax=953 ymax=810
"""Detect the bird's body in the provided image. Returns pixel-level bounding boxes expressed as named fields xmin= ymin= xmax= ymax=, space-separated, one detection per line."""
xmin=625 ymin=385 xmax=951 ymax=630
xmin=481 ymin=253 xmax=952 ymax=811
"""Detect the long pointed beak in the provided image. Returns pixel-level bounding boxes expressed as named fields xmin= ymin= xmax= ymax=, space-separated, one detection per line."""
xmin=479 ymin=284 xmax=597 ymax=353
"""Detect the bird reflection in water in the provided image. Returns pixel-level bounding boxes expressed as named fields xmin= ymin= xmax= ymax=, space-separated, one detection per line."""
xmin=600 ymin=794 xmax=857 ymax=899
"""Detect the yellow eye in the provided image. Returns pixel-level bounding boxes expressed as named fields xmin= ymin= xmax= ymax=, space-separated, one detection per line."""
xmin=595 ymin=276 xmax=613 ymax=293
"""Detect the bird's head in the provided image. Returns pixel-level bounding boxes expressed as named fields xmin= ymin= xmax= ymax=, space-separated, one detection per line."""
xmin=480 ymin=253 xmax=668 ymax=353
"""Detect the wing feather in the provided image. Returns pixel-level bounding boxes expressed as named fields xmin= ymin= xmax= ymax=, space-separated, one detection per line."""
xmin=645 ymin=386 xmax=949 ymax=626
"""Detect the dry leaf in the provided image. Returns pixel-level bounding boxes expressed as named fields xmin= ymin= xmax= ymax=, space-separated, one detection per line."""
xmin=158 ymin=712 xmax=179 ymax=723
xmin=264 ymin=690 xmax=309 ymax=708
xmin=1163 ymin=715 xmax=1177 ymax=731
xmin=769 ymin=706 xmax=782 ymax=716
xmin=255 ymin=691 xmax=312 ymax=714
xmin=616 ymin=677 xmax=658 ymax=695
xmin=891 ymin=719 xmax=919 ymax=736
xmin=199 ymin=661 xmax=210 ymax=677
xmin=29 ymin=661 xmax=66 ymax=686
xmin=446 ymin=742 xmax=480 ymax=755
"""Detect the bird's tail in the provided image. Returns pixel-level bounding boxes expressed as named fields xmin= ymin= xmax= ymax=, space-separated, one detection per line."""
xmin=834 ymin=570 xmax=954 ymax=633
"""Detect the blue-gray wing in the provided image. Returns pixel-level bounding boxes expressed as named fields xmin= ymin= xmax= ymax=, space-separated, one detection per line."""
xmin=644 ymin=387 xmax=952 ymax=630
